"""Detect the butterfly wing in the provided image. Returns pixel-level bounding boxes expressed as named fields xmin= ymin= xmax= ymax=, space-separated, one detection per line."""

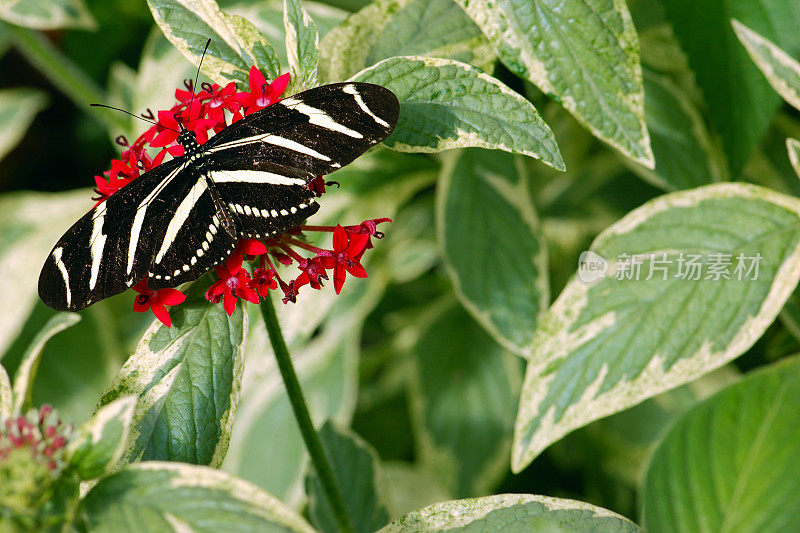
xmin=205 ymin=82 xmax=398 ymax=238
xmin=39 ymin=158 xmax=185 ymax=310
xmin=205 ymin=82 xmax=399 ymax=176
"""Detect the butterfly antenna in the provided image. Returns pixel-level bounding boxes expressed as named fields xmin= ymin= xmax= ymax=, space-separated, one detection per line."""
xmin=186 ymin=38 xmax=212 ymax=130
xmin=89 ymin=104 xmax=181 ymax=134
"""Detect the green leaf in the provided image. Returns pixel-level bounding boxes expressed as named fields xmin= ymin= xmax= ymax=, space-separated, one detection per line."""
xmin=147 ymin=0 xmax=281 ymax=86
xmin=319 ymin=0 xmax=493 ymax=82
xmin=438 ymin=149 xmax=547 ymax=354
xmin=352 ymin=56 xmax=564 ymax=168
xmin=78 ymin=462 xmax=315 ymax=532
xmin=66 ymin=396 xmax=136 ymax=480
xmin=661 ymin=0 xmax=800 ymax=176
xmin=630 ymin=69 xmax=720 ymax=191
xmin=0 ymin=362 xmax=11 ymax=419
xmin=642 ymin=356 xmax=800 ymax=532
xmin=788 ymin=138 xmax=800 ymax=179
xmin=98 ymin=277 xmax=246 ymax=467
xmin=379 ymin=494 xmax=640 ymax=532
xmin=12 ymin=313 xmax=80 ymax=414
xmin=453 ymin=0 xmax=653 ymax=168
xmin=513 ymin=183 xmax=800 ymax=472
xmin=0 ymin=0 xmax=96 ymax=30
xmin=409 ymin=303 xmax=521 ymax=496
xmin=0 ymin=88 xmax=47 ymax=163
xmin=0 ymin=189 xmax=91 ymax=360
xmin=306 ymin=422 xmax=389 ymax=533
xmin=733 ymin=19 xmax=800 ymax=113
xmin=284 ymin=0 xmax=319 ymax=92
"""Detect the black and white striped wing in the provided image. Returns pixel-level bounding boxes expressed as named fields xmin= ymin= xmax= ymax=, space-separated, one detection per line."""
xmin=38 ymin=159 xmax=237 ymax=309
xmin=210 ymin=162 xmax=320 ymax=240
xmin=39 ymin=158 xmax=185 ymax=310
xmin=205 ymin=82 xmax=399 ymax=176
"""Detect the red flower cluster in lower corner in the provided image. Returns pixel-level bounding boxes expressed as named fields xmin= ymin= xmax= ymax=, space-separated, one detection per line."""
xmin=0 ymin=405 xmax=71 ymax=473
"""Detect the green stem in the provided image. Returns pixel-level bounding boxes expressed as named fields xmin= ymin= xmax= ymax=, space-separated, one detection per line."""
xmin=260 ymin=297 xmax=355 ymax=533
xmin=6 ymin=24 xmax=126 ymax=131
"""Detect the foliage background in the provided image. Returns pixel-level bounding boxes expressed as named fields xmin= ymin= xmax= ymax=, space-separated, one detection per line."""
xmin=2 ymin=0 xmax=800 ymax=530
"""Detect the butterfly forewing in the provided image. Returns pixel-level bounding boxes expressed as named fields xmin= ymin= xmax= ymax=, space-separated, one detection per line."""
xmin=39 ymin=158 xmax=183 ymax=310
xmin=206 ymin=83 xmax=399 ymax=176
xmin=39 ymin=82 xmax=399 ymax=311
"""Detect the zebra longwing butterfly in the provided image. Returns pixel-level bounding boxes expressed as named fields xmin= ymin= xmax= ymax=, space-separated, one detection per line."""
xmin=38 ymin=82 xmax=399 ymax=311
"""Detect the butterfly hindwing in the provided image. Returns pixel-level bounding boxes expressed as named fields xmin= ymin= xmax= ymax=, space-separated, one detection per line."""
xmin=208 ymin=159 xmax=321 ymax=240
xmin=146 ymin=175 xmax=239 ymax=289
xmin=205 ymin=83 xmax=399 ymax=176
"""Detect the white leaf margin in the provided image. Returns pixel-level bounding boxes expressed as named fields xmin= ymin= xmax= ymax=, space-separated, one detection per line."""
xmin=0 ymin=363 xmax=11 ymax=419
xmin=378 ymin=493 xmax=639 ymax=531
xmin=284 ymin=0 xmax=320 ymax=92
xmin=787 ymin=138 xmax=800 ymax=180
xmin=733 ymin=19 xmax=800 ymax=112
xmin=512 ymin=183 xmax=800 ymax=472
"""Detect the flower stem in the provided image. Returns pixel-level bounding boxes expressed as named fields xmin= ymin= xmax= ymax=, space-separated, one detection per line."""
xmin=6 ymin=24 xmax=127 ymax=131
xmin=259 ymin=296 xmax=354 ymax=533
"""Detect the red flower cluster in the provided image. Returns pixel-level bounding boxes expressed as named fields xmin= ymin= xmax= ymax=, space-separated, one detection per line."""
xmin=92 ymin=67 xmax=390 ymax=327
xmin=0 ymin=406 xmax=71 ymax=472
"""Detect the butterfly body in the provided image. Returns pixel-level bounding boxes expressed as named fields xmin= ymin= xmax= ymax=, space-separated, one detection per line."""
xmin=39 ymin=82 xmax=399 ymax=311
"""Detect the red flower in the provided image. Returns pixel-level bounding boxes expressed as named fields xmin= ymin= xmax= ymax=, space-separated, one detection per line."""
xmin=203 ymin=82 xmax=242 ymax=126
xmin=294 ymin=256 xmax=328 ymax=290
xmin=132 ymin=278 xmax=186 ymax=327
xmin=236 ymin=68 xmax=290 ymax=113
xmin=250 ymin=267 xmax=278 ymax=297
xmin=205 ymin=250 xmax=260 ymax=316
xmin=151 ymin=100 xmax=216 ymax=150
xmin=318 ymin=225 xmax=370 ymax=294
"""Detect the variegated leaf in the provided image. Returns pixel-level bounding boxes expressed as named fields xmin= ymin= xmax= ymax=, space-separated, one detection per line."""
xmin=733 ymin=19 xmax=800 ymax=112
xmin=284 ymin=0 xmax=319 ymax=92
xmin=67 ymin=396 xmax=137 ymax=479
xmin=513 ymin=183 xmax=800 ymax=471
xmin=319 ymin=0 xmax=494 ymax=81
xmin=453 ymin=0 xmax=653 ymax=168
xmin=379 ymin=494 xmax=639 ymax=532
xmin=99 ymin=277 xmax=246 ymax=468
xmin=78 ymin=462 xmax=314 ymax=532
xmin=147 ymin=0 xmax=281 ymax=86
xmin=12 ymin=313 xmax=81 ymax=414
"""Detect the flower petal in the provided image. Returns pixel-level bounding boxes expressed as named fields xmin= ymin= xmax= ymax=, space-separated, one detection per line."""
xmin=151 ymin=302 xmax=172 ymax=328
xmin=157 ymin=288 xmax=187 ymax=306
xmin=332 ymin=225 xmax=348 ymax=252
xmin=223 ymin=290 xmax=237 ymax=316
xmin=248 ymin=66 xmax=267 ymax=95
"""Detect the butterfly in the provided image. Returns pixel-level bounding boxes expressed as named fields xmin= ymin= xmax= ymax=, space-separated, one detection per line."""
xmin=38 ymin=81 xmax=399 ymax=311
